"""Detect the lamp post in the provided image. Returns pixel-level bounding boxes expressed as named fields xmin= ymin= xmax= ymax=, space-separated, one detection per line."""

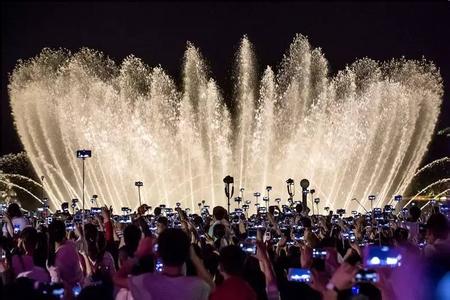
xmin=223 ymin=176 xmax=234 ymax=213
xmin=135 ymin=181 xmax=143 ymax=207
xmin=76 ymin=150 xmax=92 ymax=215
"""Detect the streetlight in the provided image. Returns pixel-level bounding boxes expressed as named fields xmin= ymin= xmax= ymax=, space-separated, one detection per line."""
xmin=76 ymin=149 xmax=92 ymax=215
xmin=223 ymin=175 xmax=234 ymax=213
xmin=135 ymin=181 xmax=143 ymax=207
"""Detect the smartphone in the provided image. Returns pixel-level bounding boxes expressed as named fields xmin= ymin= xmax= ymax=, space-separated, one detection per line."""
xmin=287 ymin=268 xmax=312 ymax=283
xmin=52 ymin=287 xmax=65 ymax=299
xmin=13 ymin=224 xmax=21 ymax=235
xmin=355 ymin=269 xmax=378 ymax=283
xmin=312 ymin=248 xmax=327 ymax=259
xmin=72 ymin=283 xmax=82 ymax=297
xmin=1 ymin=249 xmax=6 ymax=261
xmin=76 ymin=150 xmax=92 ymax=158
xmin=66 ymin=222 xmax=74 ymax=231
xmin=240 ymin=240 xmax=257 ymax=255
xmin=90 ymin=207 xmax=101 ymax=214
xmin=364 ymin=246 xmax=402 ymax=268
xmin=155 ymin=258 xmax=163 ymax=273
xmin=47 ymin=217 xmax=53 ymax=223
xmin=247 ymin=228 xmax=257 ymax=239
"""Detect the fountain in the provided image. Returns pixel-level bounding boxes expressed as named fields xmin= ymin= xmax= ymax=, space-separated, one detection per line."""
xmin=8 ymin=34 xmax=443 ymax=212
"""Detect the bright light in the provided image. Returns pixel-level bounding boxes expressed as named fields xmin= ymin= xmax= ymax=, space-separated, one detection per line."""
xmin=370 ymin=256 xmax=381 ymax=265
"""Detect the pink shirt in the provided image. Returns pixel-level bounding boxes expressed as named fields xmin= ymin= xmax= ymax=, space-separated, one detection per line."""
xmin=12 ymin=254 xmax=34 ymax=276
xmin=55 ymin=240 xmax=83 ymax=287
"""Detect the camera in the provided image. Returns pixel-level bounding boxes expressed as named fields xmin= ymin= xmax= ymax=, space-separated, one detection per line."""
xmin=135 ymin=181 xmax=143 ymax=187
xmin=76 ymin=150 xmax=92 ymax=158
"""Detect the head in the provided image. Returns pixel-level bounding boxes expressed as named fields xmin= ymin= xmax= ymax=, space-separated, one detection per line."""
xmin=7 ymin=203 xmax=22 ymax=218
xmin=101 ymin=207 xmax=110 ymax=220
xmin=213 ymin=223 xmax=226 ymax=240
xmin=156 ymin=216 xmax=168 ymax=234
xmin=219 ymin=245 xmax=246 ymax=277
xmin=19 ymin=227 xmax=38 ymax=254
xmin=213 ymin=206 xmax=227 ymax=221
xmin=393 ymin=227 xmax=409 ymax=246
xmin=48 ymin=220 xmax=66 ymax=244
xmin=123 ymin=224 xmax=141 ymax=254
xmin=426 ymin=213 xmax=449 ymax=244
xmin=409 ymin=206 xmax=421 ymax=222
xmin=157 ymin=228 xmax=190 ymax=267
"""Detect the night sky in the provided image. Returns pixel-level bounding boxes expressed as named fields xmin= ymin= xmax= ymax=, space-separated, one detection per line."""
xmin=2 ymin=2 xmax=449 ymax=164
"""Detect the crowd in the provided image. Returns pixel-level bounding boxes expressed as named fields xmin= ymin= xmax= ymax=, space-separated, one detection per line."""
xmin=0 ymin=197 xmax=449 ymax=300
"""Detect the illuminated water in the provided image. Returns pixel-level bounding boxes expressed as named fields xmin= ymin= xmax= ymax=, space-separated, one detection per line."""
xmin=9 ymin=35 xmax=443 ymax=212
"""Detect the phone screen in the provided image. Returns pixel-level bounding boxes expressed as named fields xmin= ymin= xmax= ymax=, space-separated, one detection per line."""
xmin=287 ymin=268 xmax=311 ymax=283
xmin=355 ymin=269 xmax=378 ymax=283
xmin=240 ymin=240 xmax=257 ymax=255
xmin=364 ymin=246 xmax=402 ymax=268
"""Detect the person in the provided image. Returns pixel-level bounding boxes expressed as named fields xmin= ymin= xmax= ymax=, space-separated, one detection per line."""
xmin=2 ymin=203 xmax=28 ymax=238
xmin=210 ymin=245 xmax=257 ymax=300
xmin=47 ymin=220 xmax=83 ymax=292
xmin=118 ymin=224 xmax=141 ymax=268
xmin=156 ymin=216 xmax=168 ymax=235
xmin=79 ymin=223 xmax=115 ymax=286
xmin=405 ymin=205 xmax=422 ymax=244
xmin=15 ymin=228 xmax=50 ymax=283
xmin=208 ymin=206 xmax=228 ymax=237
xmin=424 ymin=212 xmax=450 ymax=257
xmin=114 ymin=228 xmax=212 ymax=300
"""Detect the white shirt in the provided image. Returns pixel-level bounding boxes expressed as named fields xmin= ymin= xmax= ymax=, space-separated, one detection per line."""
xmin=2 ymin=216 xmax=28 ymax=236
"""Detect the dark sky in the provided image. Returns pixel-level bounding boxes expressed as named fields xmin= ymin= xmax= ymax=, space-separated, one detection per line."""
xmin=2 ymin=2 xmax=449 ymax=164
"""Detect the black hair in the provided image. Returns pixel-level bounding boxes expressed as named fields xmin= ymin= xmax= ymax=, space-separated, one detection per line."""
xmin=219 ymin=245 xmax=245 ymax=276
xmin=157 ymin=216 xmax=168 ymax=227
xmin=157 ymin=228 xmax=190 ymax=267
xmin=213 ymin=223 xmax=226 ymax=240
xmin=426 ymin=213 xmax=448 ymax=240
xmin=123 ymin=224 xmax=141 ymax=256
xmin=47 ymin=220 xmax=66 ymax=266
xmin=7 ymin=203 xmax=22 ymax=218
xmin=213 ymin=206 xmax=227 ymax=221
xmin=409 ymin=206 xmax=421 ymax=222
